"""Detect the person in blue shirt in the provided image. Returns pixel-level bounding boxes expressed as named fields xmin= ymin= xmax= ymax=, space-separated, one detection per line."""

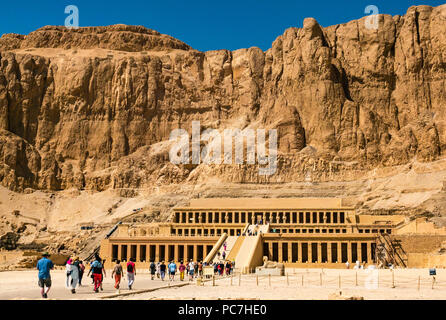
xmin=36 ymin=252 xmax=54 ymax=299
xmin=168 ymin=260 xmax=177 ymax=281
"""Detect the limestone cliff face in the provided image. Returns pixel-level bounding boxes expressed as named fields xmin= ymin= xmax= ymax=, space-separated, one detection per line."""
xmin=0 ymin=5 xmax=445 ymax=192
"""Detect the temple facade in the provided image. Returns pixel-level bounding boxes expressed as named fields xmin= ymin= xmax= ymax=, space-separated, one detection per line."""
xmin=99 ymin=198 xmax=446 ymax=271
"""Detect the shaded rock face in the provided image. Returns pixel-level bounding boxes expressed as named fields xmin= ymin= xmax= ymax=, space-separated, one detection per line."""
xmin=0 ymin=5 xmax=445 ymax=192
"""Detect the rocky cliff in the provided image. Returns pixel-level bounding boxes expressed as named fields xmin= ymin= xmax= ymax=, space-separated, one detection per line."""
xmin=0 ymin=5 xmax=444 ymax=195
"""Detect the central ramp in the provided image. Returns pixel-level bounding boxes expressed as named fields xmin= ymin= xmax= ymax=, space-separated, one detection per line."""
xmin=233 ymin=224 xmax=270 ymax=273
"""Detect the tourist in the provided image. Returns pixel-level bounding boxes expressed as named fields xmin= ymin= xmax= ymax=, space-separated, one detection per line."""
xmin=36 ymin=252 xmax=54 ymax=299
xmin=188 ymin=260 xmax=195 ymax=281
xmin=223 ymin=242 xmax=227 ymax=251
xmin=198 ymin=261 xmax=203 ymax=276
xmin=345 ymin=261 xmax=350 ymax=269
xmin=222 ymin=251 xmax=226 ymax=260
xmin=87 ymin=256 xmax=106 ymax=293
xmin=156 ymin=262 xmax=161 ymax=279
xmin=149 ymin=261 xmax=156 ymax=280
xmin=225 ymin=261 xmax=231 ymax=276
xmin=168 ymin=260 xmax=177 ymax=281
xmin=160 ymin=261 xmax=167 ymax=281
xmin=217 ymin=252 xmax=221 ymax=259
xmin=65 ymin=257 xmax=73 ymax=288
xmin=213 ymin=262 xmax=218 ymax=275
xmin=78 ymin=260 xmax=85 ymax=286
xmin=194 ymin=261 xmax=199 ymax=278
xmin=111 ymin=260 xmax=124 ymax=290
xmin=217 ymin=263 xmax=222 ymax=276
xmin=70 ymin=256 xmax=80 ymax=294
xmin=179 ymin=261 xmax=186 ymax=281
xmin=126 ymin=258 xmax=136 ymax=290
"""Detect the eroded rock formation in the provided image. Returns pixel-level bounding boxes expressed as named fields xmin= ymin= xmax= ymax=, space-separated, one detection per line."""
xmin=0 ymin=5 xmax=444 ymax=193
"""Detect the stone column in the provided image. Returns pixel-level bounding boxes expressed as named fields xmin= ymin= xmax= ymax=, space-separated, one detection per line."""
xmin=193 ymin=245 xmax=198 ymax=262
xmin=317 ymin=242 xmax=322 ymax=263
xmin=327 ymin=242 xmax=332 ymax=263
xmin=174 ymin=245 xmax=179 ymax=262
xmin=118 ymin=245 xmax=122 ymax=262
xmin=278 ymin=242 xmax=283 ymax=263
xmin=358 ymin=242 xmax=363 ymax=263
xmin=288 ymin=242 xmax=292 ymax=263
xmin=268 ymin=242 xmax=273 ymax=260
xmin=136 ymin=244 xmax=141 ymax=262
xmin=155 ymin=244 xmax=160 ymax=262
xmin=347 ymin=242 xmax=352 ymax=263
xmin=367 ymin=242 xmax=372 ymax=263
xmin=337 ymin=243 xmax=342 ymax=263
xmin=308 ymin=242 xmax=313 ymax=263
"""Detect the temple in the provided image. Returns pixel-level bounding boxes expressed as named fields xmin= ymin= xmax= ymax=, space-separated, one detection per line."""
xmin=100 ymin=198 xmax=446 ymax=271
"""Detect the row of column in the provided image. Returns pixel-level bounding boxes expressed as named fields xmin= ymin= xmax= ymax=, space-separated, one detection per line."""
xmin=176 ymin=211 xmax=346 ymax=225
xmin=112 ymin=243 xmax=214 ymax=263
xmin=266 ymin=241 xmax=374 ymax=264
xmin=174 ymin=228 xmax=243 ymax=236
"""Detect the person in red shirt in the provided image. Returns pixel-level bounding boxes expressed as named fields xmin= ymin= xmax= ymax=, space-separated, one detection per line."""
xmin=179 ymin=261 xmax=186 ymax=281
xmin=126 ymin=258 xmax=136 ymax=290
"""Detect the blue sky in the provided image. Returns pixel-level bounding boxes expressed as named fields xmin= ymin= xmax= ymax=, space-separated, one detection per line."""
xmin=1 ymin=1 xmax=444 ymax=51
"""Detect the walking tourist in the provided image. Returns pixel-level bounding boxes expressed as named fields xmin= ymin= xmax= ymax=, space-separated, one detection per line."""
xmin=194 ymin=261 xmax=199 ymax=278
xmin=111 ymin=260 xmax=124 ymax=289
xmin=160 ymin=261 xmax=167 ymax=281
xmin=188 ymin=260 xmax=195 ymax=281
xmin=126 ymin=258 xmax=136 ymax=290
xmin=150 ymin=261 xmax=156 ymax=280
xmin=70 ymin=256 xmax=80 ymax=294
xmin=36 ymin=252 xmax=54 ymax=299
xmin=88 ymin=256 xmax=106 ymax=293
xmin=156 ymin=262 xmax=161 ymax=279
xmin=65 ymin=257 xmax=73 ymax=288
xmin=198 ymin=261 xmax=203 ymax=276
xmin=179 ymin=261 xmax=186 ymax=281
xmin=78 ymin=260 xmax=85 ymax=286
xmin=168 ymin=260 xmax=177 ymax=281
xmin=225 ymin=261 xmax=231 ymax=276
xmin=222 ymin=251 xmax=226 ymax=260
xmin=223 ymin=242 xmax=227 ymax=251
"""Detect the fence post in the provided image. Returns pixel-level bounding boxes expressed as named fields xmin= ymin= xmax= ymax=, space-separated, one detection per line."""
xmin=391 ymin=270 xmax=395 ymax=288
xmin=417 ymin=276 xmax=420 ymax=291
xmin=432 ymin=276 xmax=436 ymax=290
xmin=256 ymin=274 xmax=259 ymax=286
xmin=212 ymin=275 xmax=215 ymax=287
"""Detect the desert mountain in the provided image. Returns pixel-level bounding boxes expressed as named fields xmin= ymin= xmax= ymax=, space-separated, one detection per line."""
xmin=0 ymin=5 xmax=446 ymax=258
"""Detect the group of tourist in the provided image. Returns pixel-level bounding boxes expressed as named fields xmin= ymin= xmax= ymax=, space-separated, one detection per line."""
xmin=147 ymin=260 xmax=204 ymax=282
xmin=36 ymin=251 xmax=235 ymax=298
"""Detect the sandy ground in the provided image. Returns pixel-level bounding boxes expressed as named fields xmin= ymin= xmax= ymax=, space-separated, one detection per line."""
xmin=1 ymin=268 xmax=446 ymax=300
xmin=0 ymin=269 xmax=182 ymax=300
xmin=112 ymin=268 xmax=446 ymax=300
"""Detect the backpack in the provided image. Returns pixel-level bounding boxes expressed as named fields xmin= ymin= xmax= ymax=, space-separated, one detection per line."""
xmin=127 ymin=263 xmax=134 ymax=273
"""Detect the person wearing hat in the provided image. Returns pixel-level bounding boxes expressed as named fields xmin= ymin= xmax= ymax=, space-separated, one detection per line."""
xmin=36 ymin=252 xmax=54 ymax=299
xmin=70 ymin=256 xmax=80 ymax=294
